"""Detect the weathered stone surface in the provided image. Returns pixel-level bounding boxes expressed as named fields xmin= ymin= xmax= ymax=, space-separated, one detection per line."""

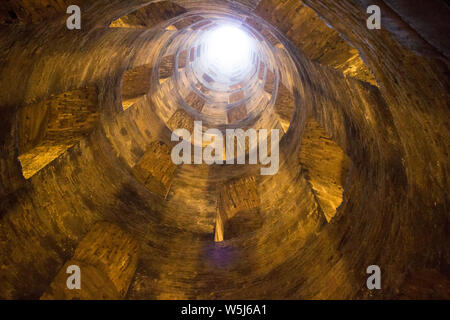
xmin=184 ymin=91 xmax=205 ymax=112
xmin=397 ymin=268 xmax=450 ymax=300
xmin=173 ymin=15 xmax=204 ymax=30
xmin=0 ymin=0 xmax=77 ymax=25
xmin=228 ymin=90 xmax=245 ymax=104
xmin=195 ymin=81 xmax=210 ymax=94
xmin=133 ymin=141 xmax=177 ymax=198
xmin=121 ymin=64 xmax=152 ymax=110
xmin=299 ymin=118 xmax=351 ymax=222
xmin=263 ymin=69 xmax=275 ymax=94
xmin=18 ymin=87 xmax=99 ymax=179
xmin=178 ymin=50 xmax=188 ymax=68
xmin=41 ymin=222 xmax=139 ymax=300
xmin=227 ymin=104 xmax=247 ymax=123
xmin=220 ymin=176 xmax=259 ymax=220
xmin=202 ymin=73 xmax=214 ymax=84
xmin=110 ymin=1 xmax=187 ymax=29
xmin=167 ymin=109 xmax=195 ymax=133
xmin=274 ymin=83 xmax=294 ymax=132
xmin=218 ymin=176 xmax=261 ymax=240
xmin=255 ymin=0 xmax=377 ymax=85
xmin=159 ymin=55 xmax=176 ymax=80
xmin=303 ymin=0 xmax=449 ymax=228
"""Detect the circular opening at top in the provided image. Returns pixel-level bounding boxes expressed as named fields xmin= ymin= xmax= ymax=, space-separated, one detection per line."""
xmin=200 ymin=24 xmax=256 ymax=81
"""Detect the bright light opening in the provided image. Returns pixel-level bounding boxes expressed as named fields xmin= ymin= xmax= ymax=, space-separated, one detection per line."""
xmin=201 ymin=24 xmax=255 ymax=78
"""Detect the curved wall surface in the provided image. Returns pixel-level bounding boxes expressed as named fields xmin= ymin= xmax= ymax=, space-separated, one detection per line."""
xmin=0 ymin=0 xmax=448 ymax=300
